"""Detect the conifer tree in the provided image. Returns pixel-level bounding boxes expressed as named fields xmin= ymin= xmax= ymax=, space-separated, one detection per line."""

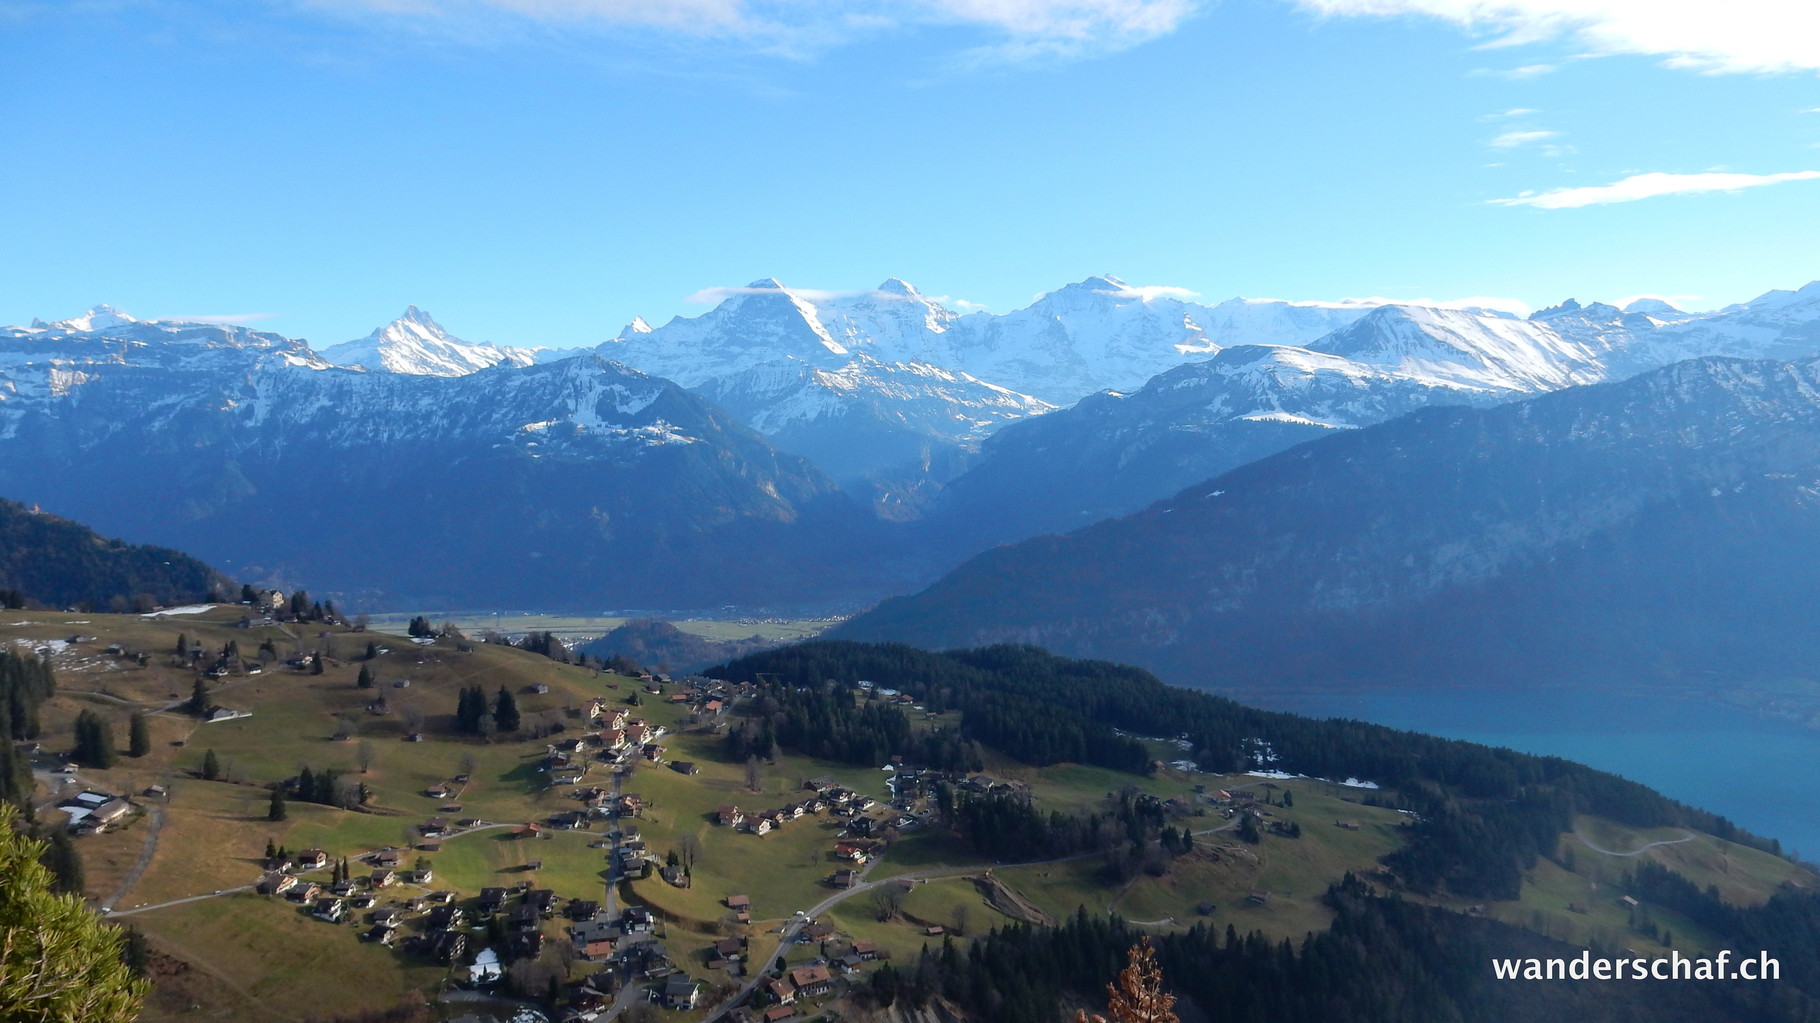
xmin=0 ymin=801 xmax=147 ymax=1021
xmin=494 ymin=687 xmax=520 ymax=732
xmin=201 ymin=748 xmax=220 ymax=781
xmin=127 ymin=712 xmax=150 ymax=758
xmin=356 ymin=664 xmax=373 ymax=688
xmin=268 ymin=786 xmax=287 ymax=822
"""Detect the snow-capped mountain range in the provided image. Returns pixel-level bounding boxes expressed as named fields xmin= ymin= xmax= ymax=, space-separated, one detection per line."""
xmin=6 ymin=273 xmax=1820 ymax=608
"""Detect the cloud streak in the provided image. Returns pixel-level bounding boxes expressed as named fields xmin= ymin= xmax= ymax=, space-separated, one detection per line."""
xmin=310 ymin=0 xmax=1201 ymax=61
xmin=1491 ymin=170 xmax=1820 ymax=209
xmin=1487 ymin=128 xmax=1557 ymax=148
xmin=1292 ymin=0 xmax=1820 ymax=75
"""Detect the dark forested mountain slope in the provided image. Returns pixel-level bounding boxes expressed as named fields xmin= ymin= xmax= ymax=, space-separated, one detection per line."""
xmin=837 ymin=356 xmax=1820 ymax=692
xmin=0 ymin=498 xmax=232 ymax=610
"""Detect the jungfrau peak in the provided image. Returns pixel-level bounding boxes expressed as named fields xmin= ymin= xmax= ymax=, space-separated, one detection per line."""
xmin=319 ymin=306 xmax=541 ymax=377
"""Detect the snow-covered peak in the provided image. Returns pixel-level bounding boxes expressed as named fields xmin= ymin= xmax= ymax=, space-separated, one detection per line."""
xmin=1622 ymin=297 xmax=1683 ymax=316
xmin=1309 ymin=304 xmax=1609 ymax=391
xmin=49 ymin=305 xmax=138 ymax=332
xmin=875 ymin=277 xmax=920 ymax=298
xmin=1730 ymin=280 xmax=1820 ymax=313
xmin=624 ymin=316 xmax=654 ymax=334
xmin=319 ymin=307 xmax=540 ymax=377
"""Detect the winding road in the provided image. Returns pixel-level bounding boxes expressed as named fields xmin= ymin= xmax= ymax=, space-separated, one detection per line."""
xmin=1572 ymin=824 xmax=1698 ymax=857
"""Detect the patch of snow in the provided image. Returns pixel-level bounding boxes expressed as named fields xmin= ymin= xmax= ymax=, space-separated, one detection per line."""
xmin=142 ymin=605 xmax=217 ymax=617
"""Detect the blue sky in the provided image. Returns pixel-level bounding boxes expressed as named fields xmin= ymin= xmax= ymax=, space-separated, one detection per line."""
xmin=2 ymin=0 xmax=1817 ymax=349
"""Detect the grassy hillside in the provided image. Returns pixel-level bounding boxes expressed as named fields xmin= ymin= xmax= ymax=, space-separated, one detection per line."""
xmin=12 ymin=609 xmax=1819 ymax=1023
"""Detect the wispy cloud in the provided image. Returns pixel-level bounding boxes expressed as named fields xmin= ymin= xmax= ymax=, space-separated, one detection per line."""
xmin=1479 ymin=107 xmax=1538 ymax=120
xmin=1491 ymin=170 xmax=1820 ymax=209
xmin=1487 ymin=128 xmax=1557 ymax=148
xmin=1292 ymin=0 xmax=1820 ymax=75
xmin=1096 ymin=282 xmax=1200 ymax=301
xmin=310 ymin=0 xmax=1200 ymax=61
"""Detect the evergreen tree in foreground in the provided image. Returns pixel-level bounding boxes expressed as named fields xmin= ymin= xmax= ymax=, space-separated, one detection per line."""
xmin=0 ymin=801 xmax=147 ymax=1021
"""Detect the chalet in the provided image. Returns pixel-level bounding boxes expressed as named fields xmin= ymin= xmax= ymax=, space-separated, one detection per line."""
xmin=852 ymin=940 xmax=880 ymax=961
xmin=351 ymin=891 xmax=377 ymax=909
xmin=527 ymin=889 xmax=559 ymax=916
xmin=505 ymin=905 xmax=540 ymax=931
xmin=664 ymin=976 xmax=700 ymax=1010
xmin=92 ymin=799 xmax=133 ymax=827
xmin=717 ymin=805 xmax=745 ymax=827
xmin=1246 ymin=890 xmax=1271 ymax=905
xmin=364 ymin=925 xmax=398 ymax=946
xmin=1335 ymin=820 xmax=1361 ymax=831
xmin=512 ymin=823 xmax=543 ymax=840
xmin=568 ymin=899 xmax=600 ymax=921
xmin=803 ymin=921 xmax=836 ymax=942
xmin=1619 ymin=895 xmax=1640 ymax=908
xmin=789 ymin=964 xmax=833 ymax=997
xmin=834 ymin=842 xmax=870 ymax=862
xmin=407 ymin=868 xmax=434 ymax=884
xmin=831 ymin=869 xmax=859 ymax=889
xmin=617 ymin=793 xmax=644 ymax=817
xmin=924 ymin=925 xmax=944 ymax=936
xmin=373 ymin=849 xmax=405 ymax=868
xmin=477 ymin=887 xmax=507 ymax=914
xmin=745 ymin=816 xmax=772 ymax=836
xmin=582 ymin=936 xmax=617 ymax=960
xmin=295 ymin=849 xmax=329 ymax=871
xmin=313 ymin=898 xmax=345 ymax=923
xmin=766 ymin=978 xmax=796 ymax=1005
xmin=289 ymin=882 xmax=323 ymax=903
xmin=670 ymin=760 xmax=698 ymax=775
xmin=369 ymin=869 xmax=398 ymax=888
xmin=726 ymin=894 xmax=751 ymax=911
xmin=704 ymin=699 xmax=724 ymax=713
xmin=713 ymin=936 xmax=744 ymax=960
xmin=429 ymin=930 xmax=467 ymax=964
xmin=416 ymin=837 xmax=442 ymax=853
xmin=424 ymin=783 xmax=452 ymax=799
xmin=602 ymin=708 xmax=629 ymax=730
xmin=599 ymin=728 xmax=626 ymax=750
xmin=419 ymin=818 xmax=448 ymax=837
xmin=642 ymin=743 xmax=663 ymax=761
xmin=257 ymin=871 xmax=296 ymax=896
xmin=427 ymin=905 xmax=465 ymax=930
xmin=548 ymin=811 xmax=589 ymax=830
xmin=624 ymin=720 xmax=652 ymax=744
xmin=763 ymin=1006 xmax=799 ymax=1023
xmin=661 ymin=864 xmax=690 ymax=887
xmin=372 ymin=906 xmax=405 ymax=928
xmin=623 ymin=905 xmax=655 ymax=932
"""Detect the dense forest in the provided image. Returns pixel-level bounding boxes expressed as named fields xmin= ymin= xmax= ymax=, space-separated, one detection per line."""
xmin=872 ymin=881 xmax=1820 ymax=1023
xmin=715 ymin=642 xmax=1787 ymax=898
xmin=0 ymin=649 xmax=55 ymax=805
xmin=723 ymin=681 xmax=984 ymax=773
xmin=0 ymin=497 xmax=233 ymax=611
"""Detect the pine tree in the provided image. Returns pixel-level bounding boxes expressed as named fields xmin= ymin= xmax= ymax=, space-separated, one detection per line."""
xmin=309 ymin=653 xmax=324 ymax=676
xmin=494 ymin=687 xmax=520 ymax=732
xmin=127 ymin=712 xmax=150 ymax=758
xmin=187 ymin=677 xmax=211 ymax=717
xmin=72 ymin=710 xmax=117 ymax=769
xmin=265 ymin=838 xmax=277 ymax=860
xmin=268 ymin=786 xmax=287 ymax=822
xmin=39 ymin=829 xmax=84 ymax=896
xmin=173 ymin=633 xmax=188 ymax=657
xmin=0 ymin=802 xmax=147 ymax=1021
xmin=356 ymin=664 xmax=373 ymax=688
xmin=201 ymin=749 xmax=220 ymax=781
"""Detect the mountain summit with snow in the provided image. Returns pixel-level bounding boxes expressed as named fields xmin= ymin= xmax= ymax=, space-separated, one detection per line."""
xmin=320 ymin=306 xmax=540 ymax=377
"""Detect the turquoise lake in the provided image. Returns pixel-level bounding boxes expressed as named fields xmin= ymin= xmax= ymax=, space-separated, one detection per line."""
xmin=1248 ymin=686 xmax=1820 ymax=862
